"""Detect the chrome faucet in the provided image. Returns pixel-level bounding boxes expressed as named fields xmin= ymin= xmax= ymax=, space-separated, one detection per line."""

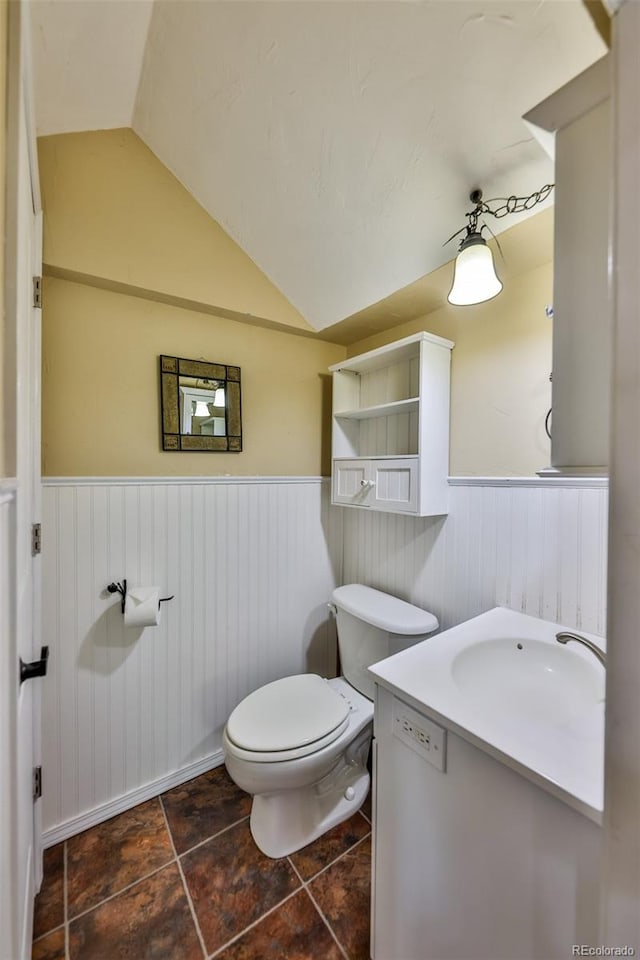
xmin=555 ymin=631 xmax=606 ymax=668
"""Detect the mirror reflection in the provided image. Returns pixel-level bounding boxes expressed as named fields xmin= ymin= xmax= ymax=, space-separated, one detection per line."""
xmin=160 ymin=355 xmax=242 ymax=452
xmin=179 ymin=377 xmax=226 ymax=436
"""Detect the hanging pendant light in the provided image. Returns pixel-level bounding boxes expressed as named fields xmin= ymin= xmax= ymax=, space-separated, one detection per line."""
xmin=444 ymin=184 xmax=554 ymax=306
xmin=448 ymin=231 xmax=502 ymax=306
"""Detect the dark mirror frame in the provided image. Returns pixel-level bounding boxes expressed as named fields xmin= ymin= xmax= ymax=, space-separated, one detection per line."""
xmin=160 ymin=355 xmax=243 ymax=452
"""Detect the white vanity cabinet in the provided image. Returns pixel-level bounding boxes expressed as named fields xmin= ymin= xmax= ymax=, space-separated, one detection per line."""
xmin=329 ymin=332 xmax=453 ymax=516
xmin=371 ymin=685 xmax=602 ymax=960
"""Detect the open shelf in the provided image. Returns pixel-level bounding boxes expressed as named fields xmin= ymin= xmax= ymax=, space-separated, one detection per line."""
xmin=334 ymin=398 xmax=420 ymax=421
xmin=330 ymin=331 xmax=453 ymax=516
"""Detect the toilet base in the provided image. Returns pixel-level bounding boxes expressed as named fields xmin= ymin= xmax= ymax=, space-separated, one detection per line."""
xmin=249 ymin=728 xmax=371 ymax=858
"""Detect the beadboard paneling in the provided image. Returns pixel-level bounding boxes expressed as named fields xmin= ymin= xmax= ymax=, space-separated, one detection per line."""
xmin=41 ymin=477 xmax=608 ymax=842
xmin=342 ymin=482 xmax=608 ymax=638
xmin=41 ymin=478 xmax=343 ymax=837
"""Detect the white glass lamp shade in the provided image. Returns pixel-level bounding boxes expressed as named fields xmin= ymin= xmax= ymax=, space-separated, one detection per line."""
xmin=194 ymin=400 xmax=211 ymax=417
xmin=448 ymin=233 xmax=503 ymax=306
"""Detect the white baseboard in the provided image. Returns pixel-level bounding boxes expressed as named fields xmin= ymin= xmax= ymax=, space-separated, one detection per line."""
xmin=42 ymin=750 xmax=226 ymax=848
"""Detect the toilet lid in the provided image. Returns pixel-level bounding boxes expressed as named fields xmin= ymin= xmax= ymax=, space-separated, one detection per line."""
xmin=226 ymin=674 xmax=350 ymax=753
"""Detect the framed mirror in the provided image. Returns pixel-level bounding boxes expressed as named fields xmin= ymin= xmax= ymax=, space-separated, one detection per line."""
xmin=160 ymin=355 xmax=242 ymax=452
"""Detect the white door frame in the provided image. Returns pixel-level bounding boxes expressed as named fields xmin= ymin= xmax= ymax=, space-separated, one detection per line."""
xmin=602 ymin=0 xmax=640 ymax=946
xmin=0 ymin=2 xmax=43 ymax=957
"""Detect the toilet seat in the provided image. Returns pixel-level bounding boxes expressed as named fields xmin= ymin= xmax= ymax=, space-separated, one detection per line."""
xmin=225 ymin=674 xmax=351 ymax=762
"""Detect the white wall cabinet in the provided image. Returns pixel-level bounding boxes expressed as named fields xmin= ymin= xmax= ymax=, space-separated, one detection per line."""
xmin=525 ymin=57 xmax=611 ymax=475
xmin=329 ymin=332 xmax=453 ymax=516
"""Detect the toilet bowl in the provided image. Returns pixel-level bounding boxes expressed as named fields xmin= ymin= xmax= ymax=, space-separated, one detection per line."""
xmin=223 ymin=584 xmax=438 ymax=858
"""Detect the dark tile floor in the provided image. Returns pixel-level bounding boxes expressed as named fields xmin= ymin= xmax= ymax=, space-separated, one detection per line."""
xmin=32 ymin=766 xmax=372 ymax=960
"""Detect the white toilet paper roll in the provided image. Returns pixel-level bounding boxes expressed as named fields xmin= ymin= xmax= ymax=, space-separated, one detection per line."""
xmin=124 ymin=586 xmax=161 ymax=627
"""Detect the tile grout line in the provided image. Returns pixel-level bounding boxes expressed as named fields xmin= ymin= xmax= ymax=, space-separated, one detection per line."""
xmin=206 ymin=827 xmax=371 ymax=959
xmin=47 ymin=793 xmax=247 ymax=945
xmin=176 ymin=813 xmax=250 ymax=861
xmin=304 ymin=885 xmax=351 ymax=960
xmin=299 ymin=829 xmax=372 ymax=887
xmin=33 ymin=849 xmax=71 ymax=949
xmin=287 ymin=857 xmax=350 ymax=960
xmin=206 ymin=886 xmax=304 ymax=960
xmin=61 ymin=793 xmax=211 ymax=929
xmin=65 ymin=858 xmax=176 ymax=925
xmin=49 ymin=780 xmax=369 ymax=960
xmin=159 ymin=795 xmax=209 ymax=960
xmin=32 ymin=922 xmax=64 ymax=944
xmin=58 ymin=809 xmax=249 ymax=928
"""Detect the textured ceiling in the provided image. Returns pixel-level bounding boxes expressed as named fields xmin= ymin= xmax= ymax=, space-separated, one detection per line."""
xmin=318 ymin=206 xmax=555 ymax=345
xmin=30 ymin=1 xmax=606 ymax=331
xmin=29 ymin=0 xmax=153 ymax=134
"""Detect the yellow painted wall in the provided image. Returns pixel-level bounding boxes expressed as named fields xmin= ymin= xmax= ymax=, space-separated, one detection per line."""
xmin=349 ymin=261 xmax=553 ymax=477
xmin=40 ymin=129 xmax=552 ymax=478
xmin=38 ymin=129 xmax=313 ymax=334
xmin=39 ymin=129 xmax=345 ymax=476
xmin=0 ymin=0 xmax=7 ymax=477
xmin=42 ymin=277 xmax=343 ymax=476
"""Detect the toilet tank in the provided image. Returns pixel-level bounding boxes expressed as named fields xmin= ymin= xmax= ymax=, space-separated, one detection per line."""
xmin=332 ymin=584 xmax=438 ymax=700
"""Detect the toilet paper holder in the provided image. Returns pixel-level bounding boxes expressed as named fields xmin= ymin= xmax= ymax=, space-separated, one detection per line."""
xmin=107 ymin=579 xmax=174 ymax=614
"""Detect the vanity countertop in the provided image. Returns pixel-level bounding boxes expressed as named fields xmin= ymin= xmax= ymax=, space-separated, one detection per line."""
xmin=368 ymin=606 xmax=605 ymax=823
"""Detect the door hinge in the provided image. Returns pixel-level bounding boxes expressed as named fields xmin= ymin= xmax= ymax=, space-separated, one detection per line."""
xmin=33 ymin=766 xmax=42 ymax=802
xmin=33 ymin=276 xmax=42 ymax=309
xmin=31 ymin=522 xmax=41 ymax=556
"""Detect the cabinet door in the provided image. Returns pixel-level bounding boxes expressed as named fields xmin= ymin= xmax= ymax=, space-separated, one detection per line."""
xmin=332 ymin=460 xmax=372 ymax=506
xmin=369 ymin=458 xmax=418 ymax=513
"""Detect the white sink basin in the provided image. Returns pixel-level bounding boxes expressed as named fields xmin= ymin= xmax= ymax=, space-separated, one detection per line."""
xmin=369 ymin=607 xmax=606 ymax=820
xmin=451 ymin=636 xmax=604 ymax=735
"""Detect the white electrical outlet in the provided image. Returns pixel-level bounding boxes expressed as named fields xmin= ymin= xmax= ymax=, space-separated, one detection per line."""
xmin=392 ymin=699 xmax=447 ymax=771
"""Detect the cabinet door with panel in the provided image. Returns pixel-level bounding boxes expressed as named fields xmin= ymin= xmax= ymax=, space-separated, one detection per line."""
xmin=369 ymin=458 xmax=418 ymax=513
xmin=332 ymin=459 xmax=372 ymax=507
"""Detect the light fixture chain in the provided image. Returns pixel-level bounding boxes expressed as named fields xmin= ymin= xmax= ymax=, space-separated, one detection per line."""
xmin=481 ymin=183 xmax=554 ymax=219
xmin=446 ymin=181 xmax=553 ymax=305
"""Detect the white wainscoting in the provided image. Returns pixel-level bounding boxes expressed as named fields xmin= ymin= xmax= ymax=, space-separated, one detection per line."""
xmin=41 ymin=478 xmax=343 ymax=844
xmin=343 ymin=479 xmax=608 ymax=638
xmin=41 ymin=476 xmax=608 ymax=845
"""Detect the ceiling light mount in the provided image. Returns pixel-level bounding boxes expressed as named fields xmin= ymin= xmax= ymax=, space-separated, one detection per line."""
xmin=446 ymin=183 xmax=554 ymax=306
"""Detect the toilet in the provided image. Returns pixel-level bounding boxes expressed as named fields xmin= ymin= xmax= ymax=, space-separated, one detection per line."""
xmin=223 ymin=583 xmax=438 ymax=858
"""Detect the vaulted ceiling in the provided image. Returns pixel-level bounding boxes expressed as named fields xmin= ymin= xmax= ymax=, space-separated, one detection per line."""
xmin=29 ymin=1 xmax=606 ymax=331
